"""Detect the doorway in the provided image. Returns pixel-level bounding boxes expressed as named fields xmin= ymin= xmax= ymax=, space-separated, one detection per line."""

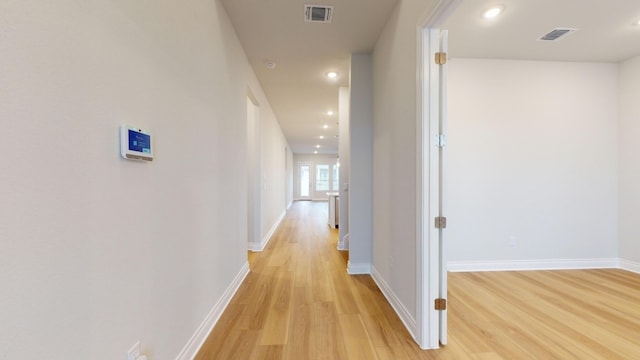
xmin=298 ymin=162 xmax=312 ymax=200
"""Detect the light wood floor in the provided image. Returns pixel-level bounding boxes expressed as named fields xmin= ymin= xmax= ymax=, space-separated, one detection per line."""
xmin=196 ymin=201 xmax=640 ymax=359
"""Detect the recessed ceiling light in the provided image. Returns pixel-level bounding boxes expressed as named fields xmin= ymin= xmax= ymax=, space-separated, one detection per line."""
xmin=323 ymin=124 xmax=329 ymax=129
xmin=319 ymin=135 xmax=324 ymax=139
xmin=327 ymin=110 xmax=334 ymax=116
xmin=483 ymin=5 xmax=504 ymax=19
xmin=264 ymin=61 xmax=276 ymax=70
xmin=316 ymin=144 xmax=321 ymax=148
xmin=314 ymin=151 xmax=318 ymax=154
xmin=326 ymin=71 xmax=338 ymax=79
xmin=634 ymin=19 xmax=640 ymax=26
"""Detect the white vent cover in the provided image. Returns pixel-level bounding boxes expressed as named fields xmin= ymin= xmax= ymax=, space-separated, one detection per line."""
xmin=538 ymin=28 xmax=578 ymax=41
xmin=304 ymin=5 xmax=334 ymax=23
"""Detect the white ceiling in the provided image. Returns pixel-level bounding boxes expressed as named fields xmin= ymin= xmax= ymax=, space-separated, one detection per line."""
xmin=221 ymin=0 xmax=399 ymax=154
xmin=443 ymin=0 xmax=640 ymax=63
xmin=222 ymin=0 xmax=640 ymax=155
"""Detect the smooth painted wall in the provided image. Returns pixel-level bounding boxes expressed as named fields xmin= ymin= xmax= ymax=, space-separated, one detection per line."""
xmin=447 ymin=59 xmax=619 ymax=264
xmin=371 ymin=0 xmax=439 ymax=321
xmin=0 ymin=0 xmax=289 ymax=358
xmin=348 ymin=53 xmax=373 ymax=272
xmin=619 ymin=55 xmax=640 ymax=265
xmin=339 ymin=86 xmax=351 ymax=248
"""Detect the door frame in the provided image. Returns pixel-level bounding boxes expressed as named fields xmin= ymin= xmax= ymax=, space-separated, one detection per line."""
xmin=415 ymin=0 xmax=462 ymax=350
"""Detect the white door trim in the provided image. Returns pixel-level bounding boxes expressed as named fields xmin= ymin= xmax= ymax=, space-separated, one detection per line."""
xmin=415 ymin=0 xmax=462 ymax=350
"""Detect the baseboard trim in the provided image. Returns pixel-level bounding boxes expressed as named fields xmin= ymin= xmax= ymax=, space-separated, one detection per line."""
xmin=370 ymin=266 xmax=417 ymax=340
xmin=249 ymin=210 xmax=286 ymax=252
xmin=448 ymin=258 xmax=619 ymax=272
xmin=347 ymin=261 xmax=371 ymax=275
xmin=337 ymin=233 xmax=349 ymax=251
xmin=176 ymin=261 xmax=250 ymax=360
xmin=619 ymin=258 xmax=640 ymax=274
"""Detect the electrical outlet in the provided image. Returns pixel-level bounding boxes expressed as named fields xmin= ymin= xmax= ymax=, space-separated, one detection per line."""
xmin=127 ymin=341 xmax=141 ymax=360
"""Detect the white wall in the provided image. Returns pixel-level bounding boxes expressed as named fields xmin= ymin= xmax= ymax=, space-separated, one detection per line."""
xmin=293 ymin=154 xmax=339 ymax=200
xmin=259 ymin=100 xmax=292 ymax=241
xmin=338 ymin=86 xmax=351 ymax=249
xmin=619 ymin=55 xmax=640 ymax=266
xmin=447 ymin=59 xmax=619 ymax=267
xmin=348 ymin=54 xmax=374 ymax=274
xmin=0 ymin=0 xmax=289 ymax=358
xmin=371 ymin=0 xmax=439 ymax=324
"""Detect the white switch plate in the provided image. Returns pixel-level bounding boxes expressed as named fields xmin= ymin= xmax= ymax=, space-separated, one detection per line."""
xmin=127 ymin=341 xmax=141 ymax=360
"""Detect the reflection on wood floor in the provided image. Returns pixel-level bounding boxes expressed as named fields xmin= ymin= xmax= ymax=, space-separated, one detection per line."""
xmin=196 ymin=201 xmax=640 ymax=359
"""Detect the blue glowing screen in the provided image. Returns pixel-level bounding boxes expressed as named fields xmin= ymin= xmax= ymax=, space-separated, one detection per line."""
xmin=128 ymin=129 xmax=151 ymax=154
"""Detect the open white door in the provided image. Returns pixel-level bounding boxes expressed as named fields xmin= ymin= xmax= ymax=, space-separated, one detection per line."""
xmin=417 ymin=0 xmax=459 ymax=350
xmin=418 ymin=22 xmax=455 ymax=350
xmin=437 ymin=29 xmax=448 ymax=346
xmin=425 ymin=27 xmax=449 ymax=347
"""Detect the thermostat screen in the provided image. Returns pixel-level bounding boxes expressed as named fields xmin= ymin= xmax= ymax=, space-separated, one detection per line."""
xmin=128 ymin=130 xmax=151 ymax=153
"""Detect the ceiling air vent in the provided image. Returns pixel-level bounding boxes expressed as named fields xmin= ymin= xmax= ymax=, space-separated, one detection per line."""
xmin=538 ymin=28 xmax=578 ymax=42
xmin=304 ymin=5 xmax=334 ymax=23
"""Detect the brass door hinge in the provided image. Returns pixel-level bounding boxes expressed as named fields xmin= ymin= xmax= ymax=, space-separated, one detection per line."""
xmin=435 ymin=52 xmax=447 ymax=65
xmin=435 ymin=216 xmax=447 ymax=229
xmin=435 ymin=298 xmax=447 ymax=311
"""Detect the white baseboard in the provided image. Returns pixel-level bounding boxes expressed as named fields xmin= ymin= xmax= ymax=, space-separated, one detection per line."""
xmin=448 ymin=258 xmax=619 ymax=272
xmin=347 ymin=261 xmax=371 ymax=275
xmin=619 ymin=258 xmax=640 ymax=274
xmin=176 ymin=261 xmax=250 ymax=360
xmin=337 ymin=233 xmax=349 ymax=251
xmin=249 ymin=210 xmax=286 ymax=252
xmin=370 ymin=266 xmax=417 ymax=340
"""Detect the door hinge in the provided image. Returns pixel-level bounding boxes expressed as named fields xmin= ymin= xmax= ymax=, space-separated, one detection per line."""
xmin=435 ymin=298 xmax=447 ymax=311
xmin=435 ymin=52 xmax=447 ymax=65
xmin=435 ymin=216 xmax=447 ymax=229
xmin=434 ymin=134 xmax=447 ymax=147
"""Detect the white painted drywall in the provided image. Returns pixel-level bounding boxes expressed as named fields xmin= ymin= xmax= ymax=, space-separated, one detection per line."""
xmin=371 ymin=0 xmax=439 ymax=321
xmin=619 ymin=55 xmax=640 ymax=264
xmin=259 ymin=101 xmax=292 ymax=241
xmin=339 ymin=86 xmax=351 ymax=249
xmin=0 ymin=1 xmax=289 ymax=358
xmin=348 ymin=53 xmax=373 ymax=273
xmin=447 ymin=59 xmax=619 ymax=264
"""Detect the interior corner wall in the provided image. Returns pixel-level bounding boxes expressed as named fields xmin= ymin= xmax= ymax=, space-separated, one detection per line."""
xmin=447 ymin=59 xmax=619 ymax=265
xmin=618 ymin=55 xmax=640 ymax=265
xmin=371 ymin=0 xmax=439 ymax=322
xmin=0 ymin=1 xmax=287 ymax=358
xmin=348 ymin=53 xmax=373 ymax=272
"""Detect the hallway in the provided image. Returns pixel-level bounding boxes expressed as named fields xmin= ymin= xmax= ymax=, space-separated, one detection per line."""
xmin=195 ymin=201 xmax=439 ymax=359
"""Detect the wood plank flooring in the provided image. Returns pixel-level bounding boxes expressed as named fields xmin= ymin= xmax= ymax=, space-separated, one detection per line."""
xmin=196 ymin=201 xmax=640 ymax=359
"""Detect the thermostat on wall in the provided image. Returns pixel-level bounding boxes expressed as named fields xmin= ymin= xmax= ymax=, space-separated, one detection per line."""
xmin=120 ymin=125 xmax=153 ymax=161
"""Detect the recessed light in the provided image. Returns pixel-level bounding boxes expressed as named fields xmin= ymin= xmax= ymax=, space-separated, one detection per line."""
xmin=319 ymin=135 xmax=324 ymax=139
xmin=314 ymin=151 xmax=318 ymax=154
xmin=483 ymin=5 xmax=504 ymax=19
xmin=634 ymin=19 xmax=640 ymax=26
xmin=264 ymin=61 xmax=277 ymax=70
xmin=327 ymin=110 xmax=334 ymax=116
xmin=316 ymin=144 xmax=321 ymax=148
xmin=326 ymin=71 xmax=338 ymax=79
xmin=323 ymin=124 xmax=329 ymax=129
